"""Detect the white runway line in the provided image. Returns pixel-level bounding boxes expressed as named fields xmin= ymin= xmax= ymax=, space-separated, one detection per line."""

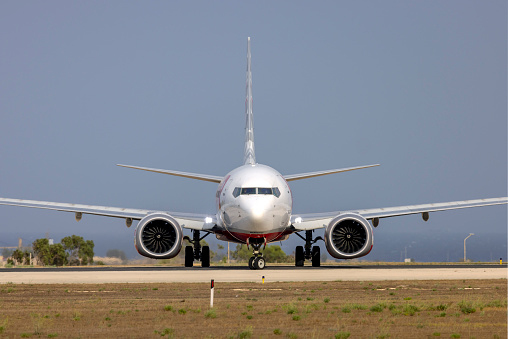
xmin=0 ymin=267 xmax=506 ymax=284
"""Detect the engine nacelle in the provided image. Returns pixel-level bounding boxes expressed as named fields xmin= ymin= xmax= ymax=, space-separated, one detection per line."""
xmin=134 ymin=213 xmax=183 ymax=259
xmin=324 ymin=213 xmax=374 ymax=259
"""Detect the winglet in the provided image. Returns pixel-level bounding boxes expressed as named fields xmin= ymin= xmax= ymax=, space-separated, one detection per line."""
xmin=244 ymin=37 xmax=256 ymax=165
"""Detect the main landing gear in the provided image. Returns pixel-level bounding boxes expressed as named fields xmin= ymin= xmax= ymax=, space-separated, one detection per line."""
xmin=294 ymin=230 xmax=323 ymax=267
xmin=183 ymin=230 xmax=210 ymax=268
xmin=248 ymin=238 xmax=266 ymax=270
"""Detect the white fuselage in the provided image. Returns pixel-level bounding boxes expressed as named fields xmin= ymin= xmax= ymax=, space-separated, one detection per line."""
xmin=215 ymin=164 xmax=292 ymax=243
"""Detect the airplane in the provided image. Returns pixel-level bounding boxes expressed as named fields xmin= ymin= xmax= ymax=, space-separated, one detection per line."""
xmin=0 ymin=37 xmax=506 ymax=270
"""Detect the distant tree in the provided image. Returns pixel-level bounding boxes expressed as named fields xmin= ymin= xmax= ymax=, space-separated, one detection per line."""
xmin=106 ymin=249 xmax=127 ymax=262
xmin=32 ymin=238 xmax=68 ymax=266
xmin=231 ymin=244 xmax=290 ymax=263
xmin=231 ymin=245 xmax=252 ymax=262
xmin=263 ymin=245 xmax=289 ymax=263
xmin=80 ymin=240 xmax=94 ymax=265
xmin=50 ymin=243 xmax=68 ymax=266
xmin=23 ymin=250 xmax=32 ymax=265
xmin=32 ymin=238 xmax=52 ymax=265
xmin=61 ymin=235 xmax=94 ymax=265
xmin=32 ymin=235 xmax=94 ymax=266
xmin=12 ymin=249 xmax=24 ymax=265
xmin=217 ymin=244 xmax=224 ymax=250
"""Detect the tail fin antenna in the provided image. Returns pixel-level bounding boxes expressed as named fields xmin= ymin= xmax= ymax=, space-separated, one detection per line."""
xmin=243 ymin=37 xmax=256 ymax=165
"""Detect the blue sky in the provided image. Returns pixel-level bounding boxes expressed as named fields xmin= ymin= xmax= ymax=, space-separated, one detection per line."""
xmin=0 ymin=1 xmax=506 ymax=260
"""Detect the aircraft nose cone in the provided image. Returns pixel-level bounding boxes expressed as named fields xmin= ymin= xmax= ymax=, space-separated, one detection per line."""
xmin=239 ymin=203 xmax=272 ymax=231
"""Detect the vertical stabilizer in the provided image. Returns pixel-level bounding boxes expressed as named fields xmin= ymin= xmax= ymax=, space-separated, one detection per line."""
xmin=243 ymin=37 xmax=256 ymax=165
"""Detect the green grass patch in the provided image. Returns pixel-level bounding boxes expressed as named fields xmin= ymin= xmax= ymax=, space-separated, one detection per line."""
xmin=370 ymin=303 xmax=387 ymax=312
xmin=458 ymin=301 xmax=476 ymax=315
xmin=335 ymin=332 xmax=351 ymax=339
xmin=204 ymin=309 xmax=216 ymax=319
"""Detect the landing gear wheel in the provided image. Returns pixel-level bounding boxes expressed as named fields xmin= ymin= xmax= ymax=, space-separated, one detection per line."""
xmin=248 ymin=257 xmax=255 ymax=270
xmin=312 ymin=246 xmax=321 ymax=267
xmin=201 ymin=246 xmax=210 ymax=267
xmin=295 ymin=246 xmax=304 ymax=267
xmin=254 ymin=257 xmax=266 ymax=269
xmin=185 ymin=246 xmax=193 ymax=267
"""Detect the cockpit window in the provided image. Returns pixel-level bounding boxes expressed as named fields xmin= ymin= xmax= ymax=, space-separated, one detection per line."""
xmin=232 ymin=187 xmax=281 ymax=198
xmin=241 ymin=187 xmax=257 ymax=195
xmin=272 ymin=187 xmax=281 ymax=198
xmin=232 ymin=187 xmax=241 ymax=198
xmin=258 ymin=187 xmax=272 ymax=195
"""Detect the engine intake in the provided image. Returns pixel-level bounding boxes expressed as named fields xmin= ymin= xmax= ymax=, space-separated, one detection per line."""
xmin=324 ymin=213 xmax=374 ymax=259
xmin=135 ymin=213 xmax=183 ymax=259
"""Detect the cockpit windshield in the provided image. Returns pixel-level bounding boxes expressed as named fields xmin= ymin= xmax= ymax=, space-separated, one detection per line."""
xmin=241 ymin=187 xmax=257 ymax=195
xmin=257 ymin=188 xmax=272 ymax=195
xmin=232 ymin=187 xmax=281 ymax=198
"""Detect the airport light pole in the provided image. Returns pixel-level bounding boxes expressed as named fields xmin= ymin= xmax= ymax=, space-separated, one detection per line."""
xmin=464 ymin=233 xmax=474 ymax=262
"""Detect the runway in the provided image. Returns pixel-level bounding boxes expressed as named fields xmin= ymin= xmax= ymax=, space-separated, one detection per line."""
xmin=1 ymin=264 xmax=506 ymax=284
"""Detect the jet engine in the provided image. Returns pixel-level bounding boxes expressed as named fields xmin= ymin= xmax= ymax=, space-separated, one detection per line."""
xmin=134 ymin=213 xmax=183 ymax=259
xmin=324 ymin=213 xmax=374 ymax=259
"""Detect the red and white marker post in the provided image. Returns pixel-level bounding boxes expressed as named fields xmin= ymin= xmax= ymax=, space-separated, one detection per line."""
xmin=210 ymin=279 xmax=214 ymax=308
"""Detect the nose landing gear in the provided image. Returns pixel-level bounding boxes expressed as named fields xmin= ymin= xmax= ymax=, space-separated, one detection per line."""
xmin=249 ymin=255 xmax=265 ymax=269
xmin=248 ymin=237 xmax=266 ymax=270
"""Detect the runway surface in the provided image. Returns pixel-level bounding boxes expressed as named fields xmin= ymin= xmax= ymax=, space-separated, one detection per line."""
xmin=1 ymin=264 xmax=506 ymax=284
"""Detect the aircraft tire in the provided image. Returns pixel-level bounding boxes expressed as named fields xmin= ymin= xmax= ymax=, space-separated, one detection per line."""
xmin=312 ymin=246 xmax=320 ymax=267
xmin=255 ymin=257 xmax=266 ymax=269
xmin=248 ymin=257 xmax=255 ymax=269
xmin=295 ymin=246 xmax=304 ymax=266
xmin=185 ymin=246 xmax=193 ymax=267
xmin=201 ymin=246 xmax=210 ymax=267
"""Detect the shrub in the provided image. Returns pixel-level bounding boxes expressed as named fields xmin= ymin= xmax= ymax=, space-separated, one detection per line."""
xmin=237 ymin=326 xmax=253 ymax=339
xmin=284 ymin=304 xmax=298 ymax=314
xmin=370 ymin=303 xmax=386 ymax=312
xmin=154 ymin=328 xmax=174 ymax=337
xmin=403 ymin=304 xmax=419 ymax=316
xmin=458 ymin=301 xmax=476 ymax=315
xmin=335 ymin=332 xmax=351 ymax=339
xmin=204 ymin=309 xmax=216 ymax=319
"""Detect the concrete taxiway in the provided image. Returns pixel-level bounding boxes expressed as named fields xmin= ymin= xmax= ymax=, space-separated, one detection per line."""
xmin=1 ymin=265 xmax=506 ymax=284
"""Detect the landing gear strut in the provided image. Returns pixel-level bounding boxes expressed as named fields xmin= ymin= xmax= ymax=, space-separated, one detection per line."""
xmin=295 ymin=230 xmax=323 ymax=267
xmin=183 ymin=230 xmax=210 ymax=268
xmin=248 ymin=238 xmax=266 ymax=270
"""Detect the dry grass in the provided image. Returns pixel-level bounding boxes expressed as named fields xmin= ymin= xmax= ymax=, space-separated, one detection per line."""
xmin=0 ymin=279 xmax=505 ymax=338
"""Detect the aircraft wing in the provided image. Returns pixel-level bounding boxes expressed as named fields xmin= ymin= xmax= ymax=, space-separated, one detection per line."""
xmin=0 ymin=197 xmax=217 ymax=231
xmin=117 ymin=164 xmax=223 ymax=183
xmin=283 ymin=164 xmax=379 ymax=181
xmin=291 ymin=197 xmax=508 ymax=230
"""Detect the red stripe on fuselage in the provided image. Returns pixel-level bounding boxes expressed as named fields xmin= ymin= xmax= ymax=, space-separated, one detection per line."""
xmin=215 ymin=229 xmax=292 ymax=244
